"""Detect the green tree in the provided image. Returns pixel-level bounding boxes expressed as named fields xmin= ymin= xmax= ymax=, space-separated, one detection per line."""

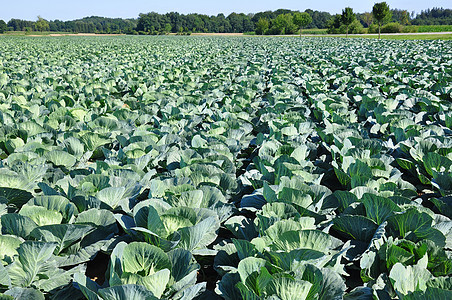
xmin=391 ymin=9 xmax=411 ymax=25
xmin=0 ymin=20 xmax=7 ymax=34
xmin=372 ymin=2 xmax=392 ymax=39
xmin=341 ymin=7 xmax=355 ymax=37
xmin=255 ymin=18 xmax=269 ymax=35
xmin=362 ymin=12 xmax=373 ymax=27
xmin=269 ymin=13 xmax=297 ymax=35
xmin=400 ymin=10 xmax=410 ymax=25
xmin=292 ymin=12 xmax=312 ymax=37
xmin=164 ymin=23 xmax=172 ymax=34
xmin=35 ymin=16 xmax=49 ymax=32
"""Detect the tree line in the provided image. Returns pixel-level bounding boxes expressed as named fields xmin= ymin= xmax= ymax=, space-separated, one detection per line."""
xmin=0 ymin=6 xmax=450 ymax=35
xmin=411 ymin=8 xmax=452 ymax=25
xmin=112 ymin=9 xmax=331 ymax=35
xmin=327 ymin=3 xmax=391 ymax=36
xmin=326 ymin=3 xmax=452 ymax=36
xmin=1 ymin=10 xmax=330 ymax=34
xmin=4 ymin=16 xmax=137 ymax=34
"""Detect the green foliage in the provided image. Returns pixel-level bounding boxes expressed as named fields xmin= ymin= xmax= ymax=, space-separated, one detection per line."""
xmin=0 ymin=20 xmax=7 ymax=34
xmin=411 ymin=7 xmax=452 ymax=26
xmin=255 ymin=18 xmax=269 ymax=35
xmin=3 ymin=7 xmax=451 ymax=36
xmin=328 ymin=15 xmax=364 ymax=34
xmin=293 ymin=12 xmax=313 ymax=35
xmin=267 ymin=13 xmax=298 ymax=35
xmin=341 ymin=7 xmax=356 ymax=36
xmin=34 ymin=16 xmax=49 ymax=32
xmin=0 ymin=36 xmax=451 ymax=300
xmin=372 ymin=2 xmax=392 ymax=25
xmin=380 ymin=22 xmax=403 ymax=33
xmin=135 ymin=9 xmax=330 ymax=35
xmin=372 ymin=2 xmax=392 ymax=38
xmin=390 ymin=9 xmax=412 ymax=26
xmin=358 ymin=12 xmax=373 ymax=27
xmin=327 ymin=14 xmax=343 ymax=34
xmin=341 ymin=8 xmax=355 ymax=26
xmin=414 ymin=24 xmax=452 ymax=32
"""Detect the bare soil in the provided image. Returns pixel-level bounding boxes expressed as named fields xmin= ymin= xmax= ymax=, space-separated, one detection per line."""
xmin=191 ymin=32 xmax=244 ymax=36
xmin=26 ymin=33 xmax=124 ymax=37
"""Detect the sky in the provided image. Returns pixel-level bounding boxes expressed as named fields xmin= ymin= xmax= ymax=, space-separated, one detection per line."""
xmin=1 ymin=0 xmax=451 ymax=21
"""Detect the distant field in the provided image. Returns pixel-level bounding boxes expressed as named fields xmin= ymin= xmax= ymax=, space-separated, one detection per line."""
xmin=372 ymin=33 xmax=452 ymax=40
xmin=336 ymin=33 xmax=452 ymax=40
xmin=300 ymin=28 xmax=328 ymax=35
xmin=411 ymin=25 xmax=452 ymax=33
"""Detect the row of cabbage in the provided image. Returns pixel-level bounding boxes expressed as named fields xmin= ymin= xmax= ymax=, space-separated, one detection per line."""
xmin=0 ymin=36 xmax=451 ymax=299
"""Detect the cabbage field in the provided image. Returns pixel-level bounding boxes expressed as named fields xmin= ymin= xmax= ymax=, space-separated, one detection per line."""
xmin=0 ymin=36 xmax=451 ymax=300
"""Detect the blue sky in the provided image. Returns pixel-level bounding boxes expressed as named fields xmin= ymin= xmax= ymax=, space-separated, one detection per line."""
xmin=1 ymin=0 xmax=450 ymax=21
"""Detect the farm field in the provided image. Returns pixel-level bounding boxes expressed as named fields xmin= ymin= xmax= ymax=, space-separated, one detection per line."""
xmin=414 ymin=25 xmax=452 ymax=33
xmin=329 ymin=33 xmax=452 ymax=40
xmin=0 ymin=36 xmax=451 ymax=299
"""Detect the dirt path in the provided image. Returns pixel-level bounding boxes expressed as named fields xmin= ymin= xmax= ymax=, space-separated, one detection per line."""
xmin=24 ymin=33 xmax=124 ymax=37
xmin=191 ymin=33 xmax=244 ymax=36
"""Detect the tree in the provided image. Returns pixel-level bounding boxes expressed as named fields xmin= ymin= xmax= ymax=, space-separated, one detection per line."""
xmin=8 ymin=19 xmax=34 ymax=31
xmin=292 ymin=12 xmax=312 ymax=37
xmin=411 ymin=8 xmax=452 ymax=25
xmin=0 ymin=20 xmax=7 ymax=34
xmin=243 ymin=16 xmax=255 ymax=32
xmin=35 ymin=16 xmax=49 ymax=32
xmin=341 ymin=7 xmax=355 ymax=37
xmin=255 ymin=18 xmax=269 ymax=35
xmin=227 ymin=13 xmax=244 ymax=33
xmin=400 ymin=10 xmax=410 ymax=25
xmin=269 ymin=13 xmax=297 ymax=35
xmin=164 ymin=23 xmax=172 ymax=34
xmin=362 ymin=12 xmax=373 ymax=27
xmin=304 ymin=9 xmax=332 ymax=29
xmin=391 ymin=9 xmax=411 ymax=25
xmin=372 ymin=2 xmax=392 ymax=39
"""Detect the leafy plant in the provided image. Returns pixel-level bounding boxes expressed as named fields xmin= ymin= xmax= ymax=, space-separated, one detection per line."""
xmin=0 ymin=35 xmax=451 ymax=299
